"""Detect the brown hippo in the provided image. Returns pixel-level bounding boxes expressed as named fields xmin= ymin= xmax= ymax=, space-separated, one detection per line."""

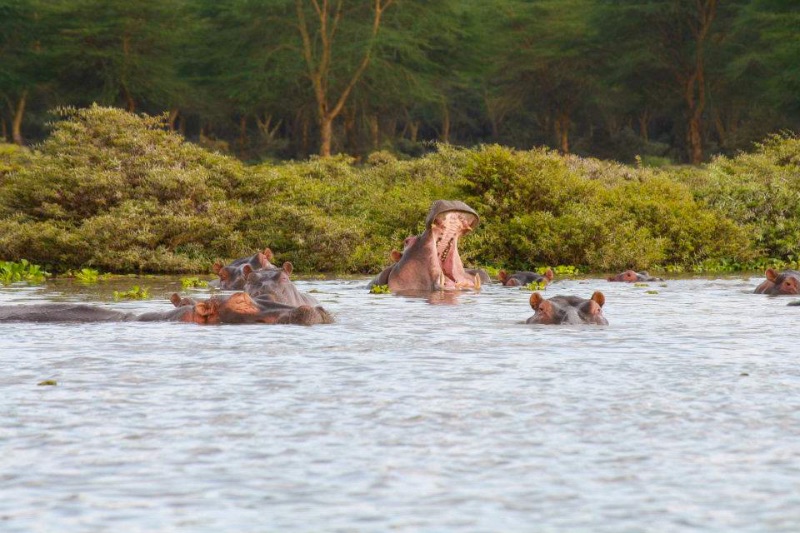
xmin=607 ymin=270 xmax=663 ymax=282
xmin=0 ymin=293 xmax=332 ymax=325
xmin=499 ymin=268 xmax=554 ymax=287
xmin=386 ymin=200 xmax=482 ymax=293
xmin=526 ymin=292 xmax=608 ymax=325
xmin=242 ymin=262 xmax=320 ymax=306
xmin=211 ymin=248 xmax=276 ymax=290
xmin=465 ymin=268 xmax=492 ymax=285
xmin=367 ymin=248 xmax=406 ymax=289
xmin=754 ymin=268 xmax=800 ymax=295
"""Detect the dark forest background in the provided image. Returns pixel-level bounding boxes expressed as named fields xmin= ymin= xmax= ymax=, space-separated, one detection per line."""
xmin=1 ymin=0 xmax=798 ymax=164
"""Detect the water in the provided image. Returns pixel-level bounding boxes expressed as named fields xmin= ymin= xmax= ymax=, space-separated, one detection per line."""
xmin=1 ymin=275 xmax=799 ymax=532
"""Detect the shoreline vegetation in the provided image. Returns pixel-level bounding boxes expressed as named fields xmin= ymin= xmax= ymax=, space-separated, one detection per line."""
xmin=1 ymin=107 xmax=798 ymax=278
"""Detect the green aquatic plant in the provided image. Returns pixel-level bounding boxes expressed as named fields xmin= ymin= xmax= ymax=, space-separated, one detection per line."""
xmin=646 ymin=290 xmax=659 ymax=294
xmin=74 ymin=268 xmax=100 ymax=283
xmin=369 ymin=284 xmax=391 ymax=294
xmin=0 ymin=259 xmax=48 ymax=285
xmin=181 ymin=277 xmax=209 ymax=289
xmin=550 ymin=265 xmax=579 ymax=276
xmin=113 ymin=285 xmax=150 ymax=300
xmin=523 ymin=281 xmax=548 ymax=291
xmin=634 ymin=282 xmax=649 ymax=287
xmin=37 ymin=380 xmax=58 ymax=386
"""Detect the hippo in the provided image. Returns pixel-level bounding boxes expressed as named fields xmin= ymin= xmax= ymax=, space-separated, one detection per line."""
xmin=466 ymin=268 xmax=492 ymax=285
xmin=211 ymin=248 xmax=276 ymax=290
xmin=499 ymin=268 xmax=554 ymax=287
xmin=754 ymin=268 xmax=800 ymax=295
xmin=386 ymin=200 xmax=482 ymax=292
xmin=607 ymin=270 xmax=663 ymax=282
xmin=367 ymin=249 xmax=405 ymax=289
xmin=0 ymin=293 xmax=332 ymax=325
xmin=526 ymin=291 xmax=608 ymax=325
xmin=242 ymin=262 xmax=320 ymax=306
xmin=0 ymin=302 xmax=210 ymax=323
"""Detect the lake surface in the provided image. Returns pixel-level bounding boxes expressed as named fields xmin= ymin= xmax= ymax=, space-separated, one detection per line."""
xmin=1 ymin=275 xmax=799 ymax=532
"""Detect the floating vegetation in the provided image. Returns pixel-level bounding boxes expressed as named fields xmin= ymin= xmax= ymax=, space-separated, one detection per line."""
xmin=634 ymin=283 xmax=649 ymax=287
xmin=113 ymin=285 xmax=150 ymax=300
xmin=181 ymin=277 xmax=209 ymax=289
xmin=549 ymin=265 xmax=579 ymax=276
xmin=646 ymin=290 xmax=659 ymax=294
xmin=523 ymin=281 xmax=548 ymax=291
xmin=370 ymin=285 xmax=391 ymax=294
xmin=37 ymin=380 xmax=57 ymax=386
xmin=0 ymin=260 xmax=48 ymax=285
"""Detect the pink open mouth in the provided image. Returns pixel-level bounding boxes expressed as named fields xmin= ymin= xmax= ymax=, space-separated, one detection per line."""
xmin=433 ymin=210 xmax=479 ymax=289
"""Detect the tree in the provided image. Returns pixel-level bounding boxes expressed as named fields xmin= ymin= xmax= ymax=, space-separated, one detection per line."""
xmin=0 ymin=0 xmax=54 ymax=145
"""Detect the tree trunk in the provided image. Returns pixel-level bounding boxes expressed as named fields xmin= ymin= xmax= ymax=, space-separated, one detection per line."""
xmin=238 ymin=115 xmax=248 ymax=150
xmin=319 ymin=115 xmax=333 ymax=157
xmin=369 ymin=114 xmax=379 ymax=149
xmin=1 ymin=118 xmax=7 ymax=142
xmin=168 ymin=109 xmax=180 ymax=131
xmin=441 ymin=105 xmax=450 ymax=143
xmin=555 ymin=111 xmax=570 ymax=154
xmin=344 ymin=108 xmax=357 ymax=155
xmin=124 ymin=88 xmax=136 ymax=113
xmin=638 ymin=111 xmax=650 ymax=142
xmin=12 ymin=90 xmax=28 ymax=146
xmin=409 ymin=121 xmax=419 ymax=143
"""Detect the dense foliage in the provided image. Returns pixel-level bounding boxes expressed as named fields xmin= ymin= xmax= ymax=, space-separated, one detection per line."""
xmin=2 ymin=107 xmax=798 ymax=275
xmin=0 ymin=0 xmax=798 ymax=164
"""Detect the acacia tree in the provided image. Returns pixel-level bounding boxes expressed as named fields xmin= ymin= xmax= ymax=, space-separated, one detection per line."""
xmin=293 ymin=0 xmax=397 ymax=156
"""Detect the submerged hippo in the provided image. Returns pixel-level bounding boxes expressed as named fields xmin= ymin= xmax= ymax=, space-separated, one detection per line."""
xmin=0 ymin=293 xmax=332 ymax=326
xmin=386 ymin=200 xmax=482 ymax=292
xmin=242 ymin=262 xmax=319 ymax=306
xmin=211 ymin=248 xmax=276 ymax=290
xmin=607 ymin=270 xmax=663 ymax=282
xmin=526 ymin=292 xmax=608 ymax=325
xmin=754 ymin=268 xmax=800 ymax=295
xmin=499 ymin=268 xmax=554 ymax=287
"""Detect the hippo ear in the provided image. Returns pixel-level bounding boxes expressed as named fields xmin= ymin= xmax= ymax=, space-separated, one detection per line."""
xmin=242 ymin=264 xmax=253 ymax=278
xmin=262 ymin=248 xmax=274 ymax=261
xmin=499 ymin=270 xmax=508 ymax=283
xmin=390 ymin=249 xmax=402 ymax=262
xmin=218 ymin=268 xmax=230 ymax=281
xmin=766 ymin=268 xmax=779 ymax=282
xmin=212 ymin=261 xmax=223 ymax=275
xmin=529 ymin=292 xmax=544 ymax=310
xmin=544 ymin=268 xmax=554 ymax=281
xmin=591 ymin=291 xmax=606 ymax=308
xmin=283 ymin=261 xmax=293 ymax=274
xmin=257 ymin=253 xmax=271 ymax=268
xmin=170 ymin=293 xmax=182 ymax=307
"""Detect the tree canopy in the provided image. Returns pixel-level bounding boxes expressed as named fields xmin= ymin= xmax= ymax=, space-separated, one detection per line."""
xmin=1 ymin=0 xmax=797 ymax=163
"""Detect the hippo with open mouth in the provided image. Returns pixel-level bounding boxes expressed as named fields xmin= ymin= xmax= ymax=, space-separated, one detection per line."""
xmin=386 ymin=200 xmax=482 ymax=293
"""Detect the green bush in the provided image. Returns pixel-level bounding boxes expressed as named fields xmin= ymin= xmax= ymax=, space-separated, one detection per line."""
xmin=699 ymin=133 xmax=800 ymax=259
xmin=0 ymin=107 xmax=790 ymax=274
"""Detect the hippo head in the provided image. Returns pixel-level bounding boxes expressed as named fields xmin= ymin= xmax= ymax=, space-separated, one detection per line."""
xmin=388 ymin=200 xmax=481 ymax=292
xmin=213 ymin=262 xmax=246 ymax=290
xmin=527 ymin=291 xmax=608 ymax=325
xmin=765 ymin=269 xmax=800 ymax=295
xmin=608 ymin=270 xmax=639 ymax=282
